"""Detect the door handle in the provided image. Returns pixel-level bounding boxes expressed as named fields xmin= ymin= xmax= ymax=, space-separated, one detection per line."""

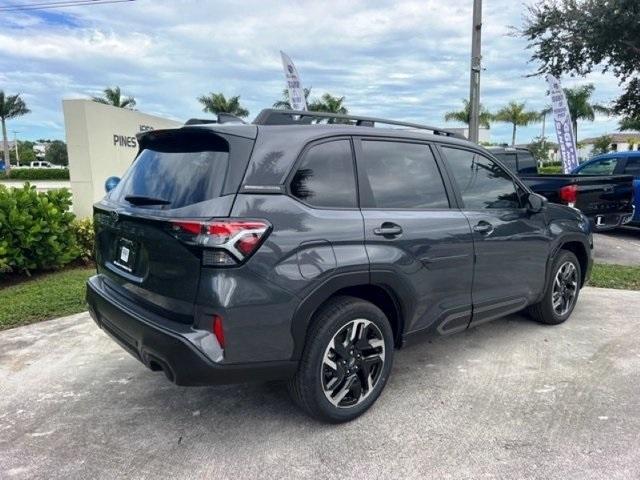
xmin=473 ymin=221 xmax=494 ymax=235
xmin=373 ymin=223 xmax=403 ymax=237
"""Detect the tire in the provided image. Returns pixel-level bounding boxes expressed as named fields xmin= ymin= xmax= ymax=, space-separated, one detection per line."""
xmin=288 ymin=295 xmax=394 ymax=423
xmin=528 ymin=250 xmax=582 ymax=325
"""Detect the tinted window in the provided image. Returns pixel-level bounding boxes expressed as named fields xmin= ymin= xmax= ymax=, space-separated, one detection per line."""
xmin=577 ymin=157 xmax=619 ymax=175
xmin=290 ymin=140 xmax=356 ymax=208
xmin=492 ymin=153 xmax=517 ymax=174
xmin=624 ymin=157 xmax=640 ymax=175
xmin=517 ymin=152 xmax=538 ymax=174
xmin=359 ymin=141 xmax=449 ymax=209
xmin=442 ymin=147 xmax=520 ymax=209
xmin=110 ymin=148 xmax=229 ymax=209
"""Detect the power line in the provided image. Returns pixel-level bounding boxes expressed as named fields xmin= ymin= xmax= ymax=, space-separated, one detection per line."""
xmin=0 ymin=0 xmax=135 ymax=12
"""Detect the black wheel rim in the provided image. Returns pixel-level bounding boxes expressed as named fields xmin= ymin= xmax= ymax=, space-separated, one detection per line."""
xmin=552 ymin=261 xmax=578 ymax=316
xmin=321 ymin=319 xmax=386 ymax=408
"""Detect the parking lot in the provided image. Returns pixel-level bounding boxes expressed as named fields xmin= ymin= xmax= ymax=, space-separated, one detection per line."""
xmin=593 ymin=226 xmax=640 ymax=266
xmin=1 ymin=286 xmax=639 ymax=480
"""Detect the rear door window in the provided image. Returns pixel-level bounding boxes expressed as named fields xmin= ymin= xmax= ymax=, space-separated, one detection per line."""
xmin=358 ymin=140 xmax=449 ymax=209
xmin=290 ymin=139 xmax=357 ymax=208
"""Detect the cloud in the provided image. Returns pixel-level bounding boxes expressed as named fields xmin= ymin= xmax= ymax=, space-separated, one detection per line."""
xmin=0 ymin=0 xmax=624 ymax=143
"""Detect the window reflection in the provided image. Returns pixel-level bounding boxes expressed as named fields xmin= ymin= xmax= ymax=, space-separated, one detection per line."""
xmin=442 ymin=148 xmax=520 ymax=210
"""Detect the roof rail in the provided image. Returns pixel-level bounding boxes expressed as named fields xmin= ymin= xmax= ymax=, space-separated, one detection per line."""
xmin=184 ymin=113 xmax=247 ymax=126
xmin=252 ymin=109 xmax=465 ymax=139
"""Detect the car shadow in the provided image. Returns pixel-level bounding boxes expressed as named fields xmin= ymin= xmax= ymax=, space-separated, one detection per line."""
xmin=120 ymin=311 xmax=544 ymax=429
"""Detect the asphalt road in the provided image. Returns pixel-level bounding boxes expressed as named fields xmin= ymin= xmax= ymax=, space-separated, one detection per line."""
xmin=593 ymin=225 xmax=640 ymax=266
xmin=1 ymin=287 xmax=639 ymax=480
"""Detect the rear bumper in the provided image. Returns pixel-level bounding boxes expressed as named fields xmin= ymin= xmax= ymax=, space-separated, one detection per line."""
xmin=86 ymin=275 xmax=297 ymax=386
xmin=588 ymin=210 xmax=634 ymax=231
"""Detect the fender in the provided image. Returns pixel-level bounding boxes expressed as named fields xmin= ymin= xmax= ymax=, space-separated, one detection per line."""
xmin=537 ymin=231 xmax=592 ymax=304
xmin=290 ymin=271 xmax=368 ymax=360
xmin=289 ymin=269 xmax=415 ymax=359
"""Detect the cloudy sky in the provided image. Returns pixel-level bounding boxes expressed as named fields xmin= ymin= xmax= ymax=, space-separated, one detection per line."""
xmin=0 ymin=0 xmax=624 ymax=144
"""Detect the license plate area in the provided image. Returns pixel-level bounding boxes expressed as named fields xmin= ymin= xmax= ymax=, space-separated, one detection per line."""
xmin=113 ymin=238 xmax=137 ymax=272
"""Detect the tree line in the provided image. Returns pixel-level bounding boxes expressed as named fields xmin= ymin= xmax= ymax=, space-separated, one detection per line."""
xmin=443 ymin=83 xmax=610 ymax=146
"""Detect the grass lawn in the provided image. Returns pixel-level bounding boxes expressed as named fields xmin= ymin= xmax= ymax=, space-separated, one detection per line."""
xmin=587 ymin=263 xmax=640 ymax=291
xmin=0 ymin=266 xmax=94 ymax=330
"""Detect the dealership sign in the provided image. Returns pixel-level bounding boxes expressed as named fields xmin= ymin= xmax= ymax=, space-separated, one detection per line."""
xmin=546 ymin=74 xmax=579 ymax=173
xmin=112 ymin=124 xmax=155 ymax=148
xmin=280 ymin=50 xmax=307 ymax=111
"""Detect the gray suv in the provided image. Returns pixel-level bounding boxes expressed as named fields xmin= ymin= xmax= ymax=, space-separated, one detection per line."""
xmin=86 ymin=109 xmax=593 ymax=423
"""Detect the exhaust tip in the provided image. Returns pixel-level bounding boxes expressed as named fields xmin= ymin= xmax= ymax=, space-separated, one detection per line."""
xmin=144 ymin=354 xmax=176 ymax=383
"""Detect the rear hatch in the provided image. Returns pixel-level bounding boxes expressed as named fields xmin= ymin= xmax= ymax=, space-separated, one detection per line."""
xmin=94 ymin=126 xmax=255 ymax=323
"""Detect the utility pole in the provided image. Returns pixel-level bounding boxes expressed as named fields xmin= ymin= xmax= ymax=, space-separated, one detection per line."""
xmin=13 ymin=131 xmax=20 ymax=167
xmin=468 ymin=0 xmax=483 ymax=143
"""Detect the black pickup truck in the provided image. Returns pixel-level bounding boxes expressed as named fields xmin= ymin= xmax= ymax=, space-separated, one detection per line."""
xmin=488 ymin=147 xmax=635 ymax=231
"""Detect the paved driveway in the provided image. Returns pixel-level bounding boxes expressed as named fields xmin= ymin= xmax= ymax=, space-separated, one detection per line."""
xmin=593 ymin=225 xmax=640 ymax=266
xmin=1 ymin=287 xmax=639 ymax=479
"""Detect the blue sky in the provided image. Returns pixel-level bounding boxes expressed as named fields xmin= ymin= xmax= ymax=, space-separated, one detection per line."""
xmin=0 ymin=0 xmax=625 ymax=143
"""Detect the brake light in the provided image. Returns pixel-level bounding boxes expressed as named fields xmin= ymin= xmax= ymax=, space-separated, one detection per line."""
xmin=559 ymin=184 xmax=578 ymax=207
xmin=171 ymin=219 xmax=270 ymax=266
xmin=212 ymin=314 xmax=225 ymax=348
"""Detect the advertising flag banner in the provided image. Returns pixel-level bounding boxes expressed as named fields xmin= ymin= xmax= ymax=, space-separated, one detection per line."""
xmin=546 ymin=74 xmax=579 ymax=173
xmin=280 ymin=51 xmax=307 ymax=111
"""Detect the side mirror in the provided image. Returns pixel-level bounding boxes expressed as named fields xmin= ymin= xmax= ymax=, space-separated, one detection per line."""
xmin=526 ymin=192 xmax=547 ymax=213
xmin=104 ymin=176 xmax=121 ymax=193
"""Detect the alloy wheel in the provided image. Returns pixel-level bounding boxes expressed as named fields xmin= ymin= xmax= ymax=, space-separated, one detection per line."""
xmin=320 ymin=319 xmax=386 ymax=408
xmin=552 ymin=261 xmax=578 ymax=316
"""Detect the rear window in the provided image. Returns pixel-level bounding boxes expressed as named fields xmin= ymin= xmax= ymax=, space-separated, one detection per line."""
xmin=109 ymin=132 xmax=230 ymax=209
xmin=516 ymin=152 xmax=537 ymax=174
xmin=493 ymin=153 xmax=517 ymax=174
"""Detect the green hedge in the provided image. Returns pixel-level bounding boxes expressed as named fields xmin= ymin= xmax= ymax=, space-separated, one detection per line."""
xmin=538 ymin=165 xmax=563 ymax=174
xmin=0 ymin=184 xmax=92 ymax=276
xmin=0 ymin=168 xmax=70 ymax=181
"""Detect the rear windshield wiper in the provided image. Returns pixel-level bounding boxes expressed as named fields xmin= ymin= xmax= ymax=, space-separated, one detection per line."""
xmin=124 ymin=195 xmax=171 ymax=206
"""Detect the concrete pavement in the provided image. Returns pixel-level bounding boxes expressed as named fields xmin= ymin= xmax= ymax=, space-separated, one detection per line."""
xmin=1 ymin=287 xmax=639 ymax=479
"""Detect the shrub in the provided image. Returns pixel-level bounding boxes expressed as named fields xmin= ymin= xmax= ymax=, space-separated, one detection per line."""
xmin=538 ymin=165 xmax=563 ymax=174
xmin=0 ymin=168 xmax=70 ymax=181
xmin=0 ymin=184 xmax=79 ymax=275
xmin=71 ymin=218 xmax=95 ymax=264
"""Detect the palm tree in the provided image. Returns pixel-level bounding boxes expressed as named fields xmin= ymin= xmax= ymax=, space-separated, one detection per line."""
xmin=92 ymin=86 xmax=136 ymax=109
xmin=493 ymin=101 xmax=541 ymax=145
xmin=619 ymin=117 xmax=640 ymax=131
xmin=273 ymin=88 xmax=312 ymax=109
xmin=308 ymin=93 xmax=348 ymax=114
xmin=0 ymin=91 xmax=30 ymax=175
xmin=563 ymin=84 xmax=609 ymax=142
xmin=197 ymin=93 xmax=249 ymax=118
xmin=444 ymin=99 xmax=492 ymax=128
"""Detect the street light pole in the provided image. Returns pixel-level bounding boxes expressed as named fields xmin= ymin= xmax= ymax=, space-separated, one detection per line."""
xmin=468 ymin=0 xmax=483 ymax=143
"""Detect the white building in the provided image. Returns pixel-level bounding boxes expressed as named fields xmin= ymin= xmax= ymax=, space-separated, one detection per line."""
xmin=577 ymin=133 xmax=640 ymax=160
xmin=33 ymin=143 xmax=48 ymax=159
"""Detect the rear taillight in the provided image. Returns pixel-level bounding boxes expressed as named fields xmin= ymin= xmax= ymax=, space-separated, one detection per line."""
xmin=171 ymin=219 xmax=270 ymax=266
xmin=559 ymin=184 xmax=578 ymax=207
